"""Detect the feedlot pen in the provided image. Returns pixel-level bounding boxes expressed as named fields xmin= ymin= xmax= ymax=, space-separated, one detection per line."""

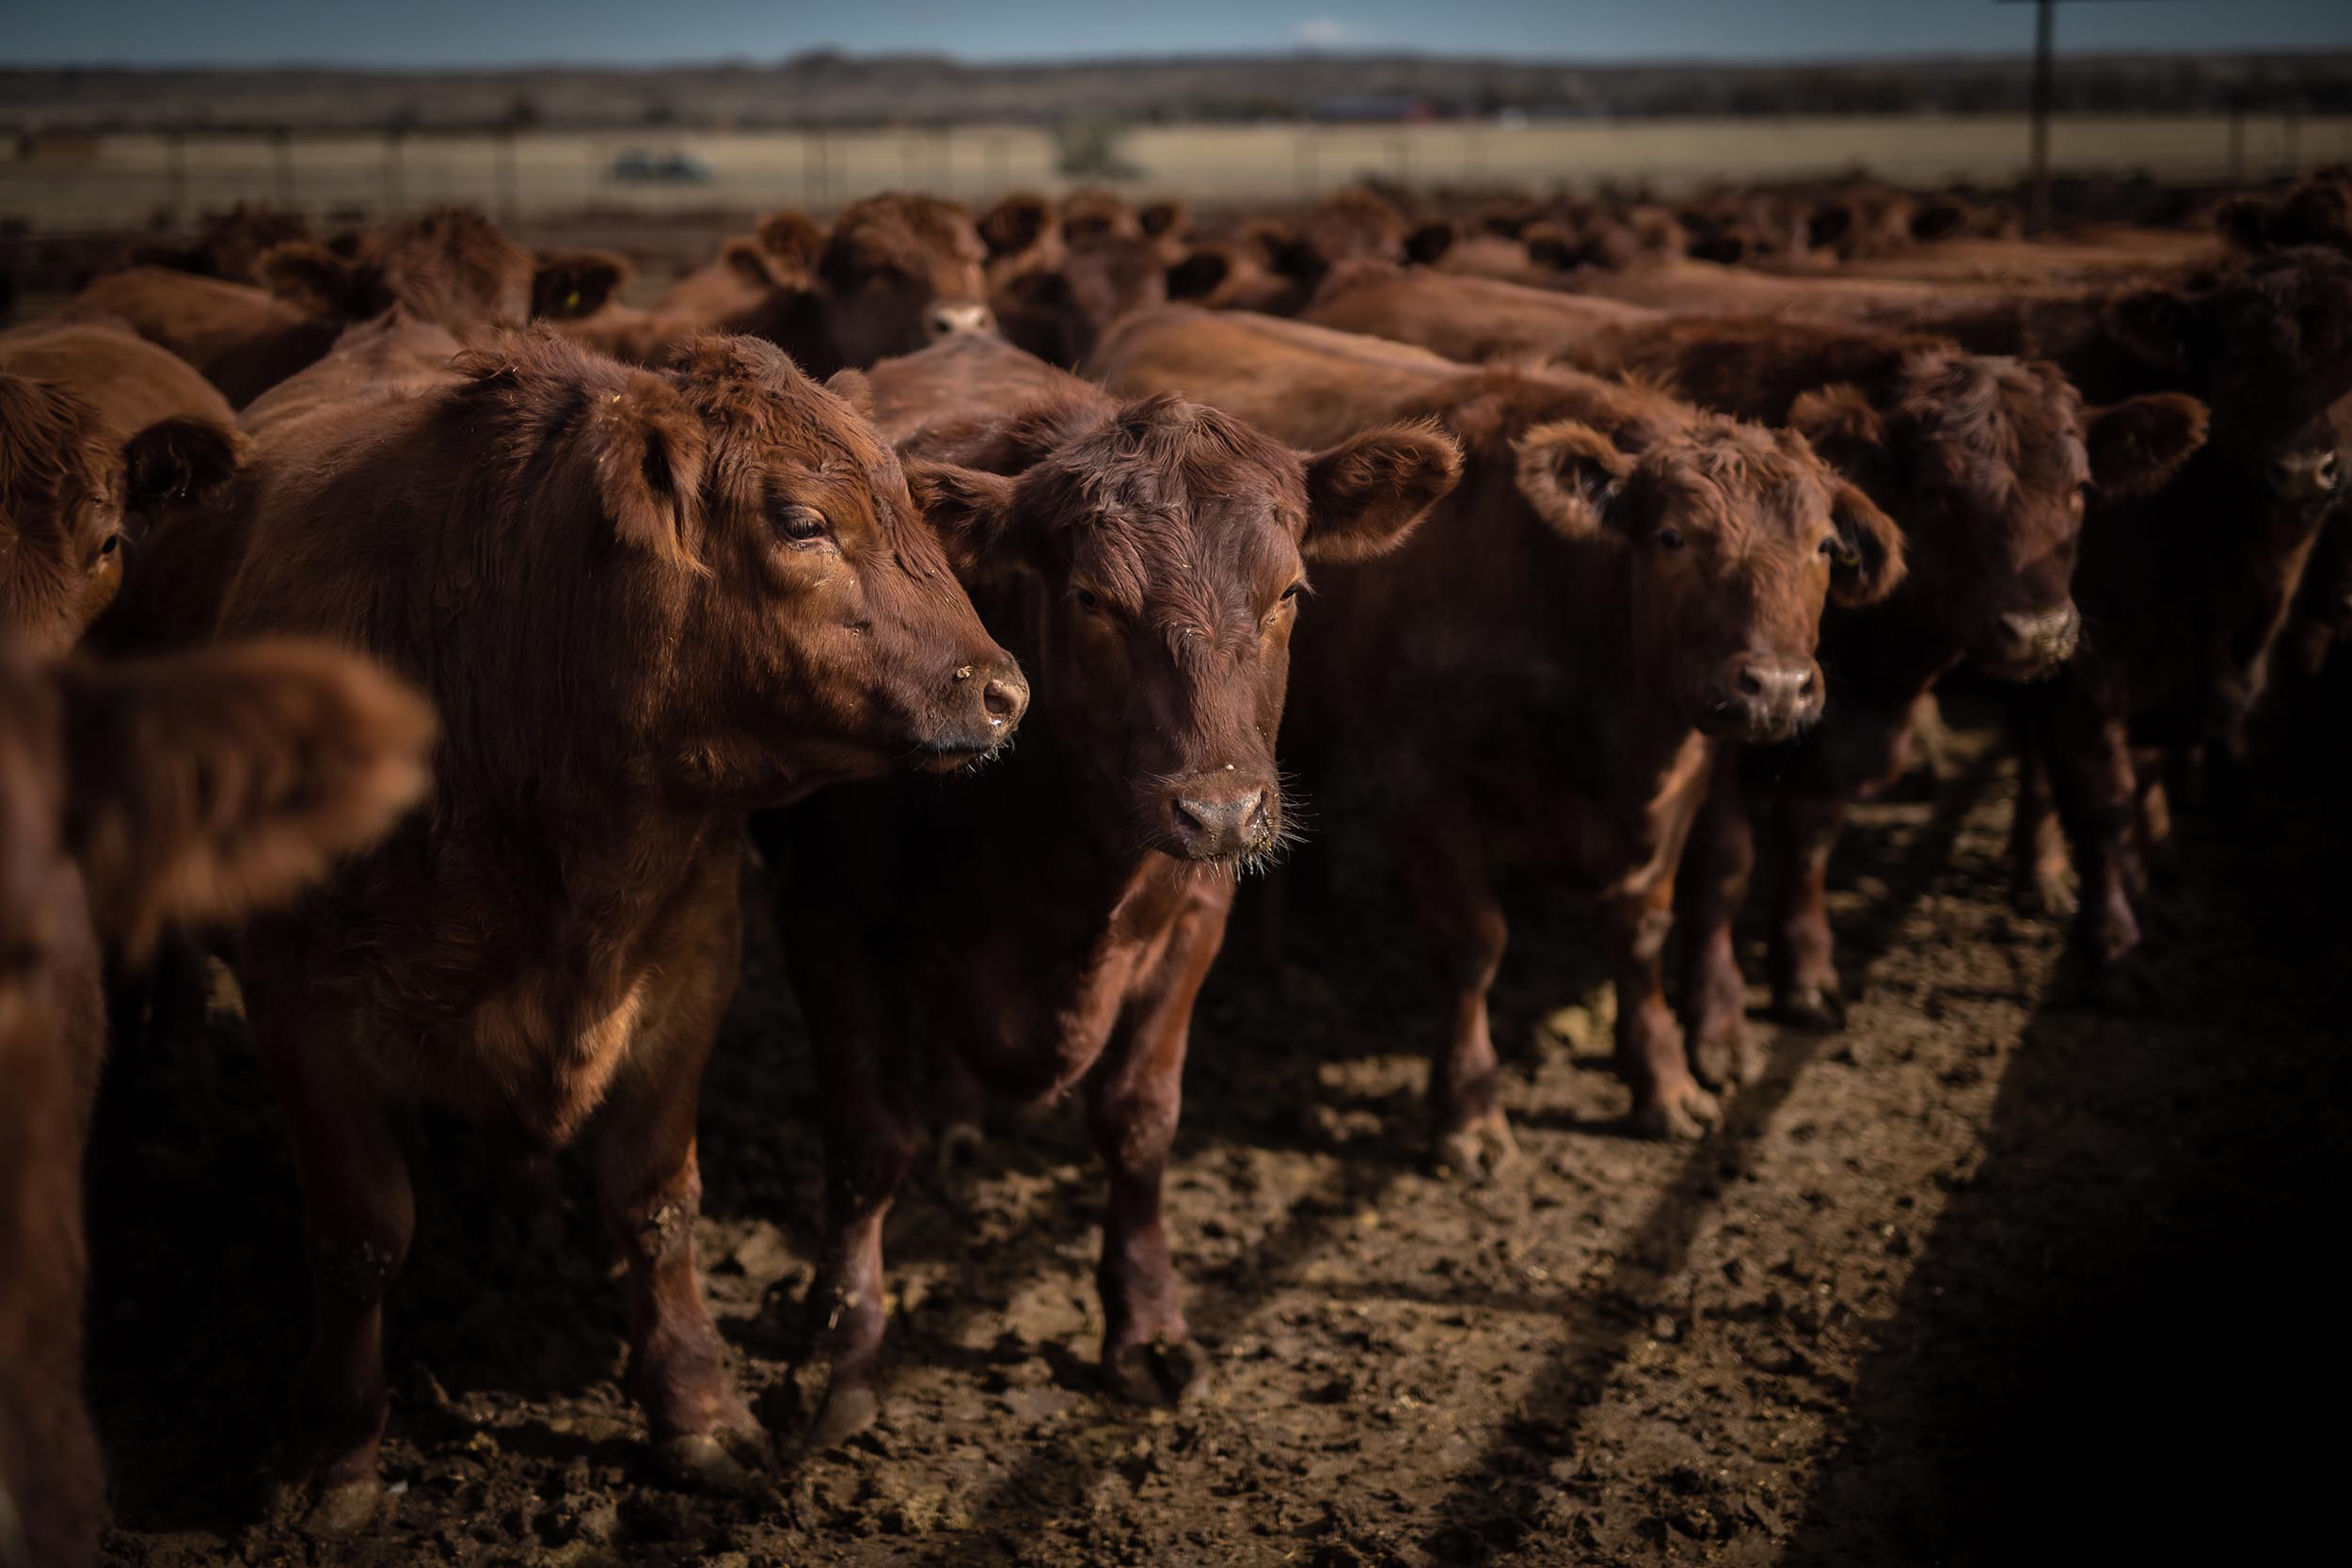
xmin=82 ymin=701 xmax=2350 ymax=1566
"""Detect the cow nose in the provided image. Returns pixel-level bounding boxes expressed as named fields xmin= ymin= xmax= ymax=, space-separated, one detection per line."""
xmin=926 ymin=301 xmax=994 ymax=339
xmin=953 ymin=660 xmax=1028 ymax=736
xmin=1166 ymin=775 xmax=1275 ymax=861
xmin=1994 ymin=604 xmax=2081 ymax=675
xmin=1712 ymin=656 xmax=1822 ymax=741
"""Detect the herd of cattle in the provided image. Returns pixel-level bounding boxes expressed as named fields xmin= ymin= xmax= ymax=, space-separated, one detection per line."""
xmin=4 ymin=166 xmax=2350 ymax=1564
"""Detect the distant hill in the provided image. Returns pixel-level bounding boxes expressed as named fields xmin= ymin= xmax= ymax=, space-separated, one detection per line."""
xmin=7 ymin=49 xmax=2351 ymax=134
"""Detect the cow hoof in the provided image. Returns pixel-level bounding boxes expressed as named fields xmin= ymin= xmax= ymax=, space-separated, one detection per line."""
xmin=1106 ymin=1336 xmax=1207 ymax=1407
xmin=1691 ymin=1028 xmax=1763 ymax=1089
xmin=1432 ymin=1114 xmax=1518 ymax=1182
xmin=2016 ymin=871 xmax=2078 ymax=920
xmin=654 ymin=1430 xmax=764 ymax=1492
xmin=806 ymin=1385 xmax=880 ymax=1451
xmin=1631 ymin=1084 xmax=1722 ymax=1142
xmin=1775 ymin=985 xmax=1847 ymax=1033
xmin=299 ymin=1477 xmax=383 ymax=1538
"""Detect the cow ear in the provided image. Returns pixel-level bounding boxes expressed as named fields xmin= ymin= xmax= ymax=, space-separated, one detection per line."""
xmin=1136 ymin=199 xmax=1190 ymax=242
xmin=1521 ymin=221 xmax=1581 ymax=271
xmin=589 ymin=381 xmax=707 ymax=570
xmin=1514 ymin=419 xmax=1636 ymax=538
xmin=1826 ymin=481 xmax=1906 ymax=607
xmin=1166 ymin=247 xmax=1233 ymax=302
xmin=1301 ymin=422 xmax=1463 ymax=563
xmin=2106 ymin=287 xmax=2207 ymax=372
xmin=720 ymin=238 xmax=785 ymax=293
xmin=822 ymin=367 xmax=877 ymax=420
xmin=1788 ymin=383 xmax=1892 ymax=484
xmin=0 ymin=372 xmax=94 ymax=500
xmin=57 ymin=641 xmax=435 ymax=958
xmin=258 ymin=241 xmax=373 ymax=317
xmin=532 ymin=250 xmax=629 ymax=321
xmin=755 ymin=209 xmax=827 ymax=274
xmin=122 ymin=416 xmax=244 ymax=513
xmin=1404 ymin=220 xmax=1457 ymax=266
xmin=906 ymin=460 xmax=1024 ymax=578
xmin=978 ymin=194 xmax=1056 ymax=260
xmin=2088 ymin=392 xmax=2209 ymax=499
xmin=2214 ymin=195 xmax=2275 ymax=254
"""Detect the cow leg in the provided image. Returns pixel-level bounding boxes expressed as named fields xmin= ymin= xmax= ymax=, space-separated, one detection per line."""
xmin=265 ymin=1027 xmax=413 ymax=1535
xmin=591 ymin=922 xmax=759 ymax=1487
xmin=804 ymin=1047 xmax=915 ymax=1449
xmin=1770 ymin=798 xmax=1851 ymax=1031
xmin=1089 ymin=896 xmax=1227 ymax=1406
xmin=1608 ymin=876 xmax=1720 ymax=1141
xmin=2008 ymin=697 xmax=2075 ymax=916
xmin=1677 ymin=752 xmax=1761 ymax=1087
xmin=2046 ymin=711 xmax=2143 ymax=975
xmin=1392 ymin=815 xmax=1517 ymax=1178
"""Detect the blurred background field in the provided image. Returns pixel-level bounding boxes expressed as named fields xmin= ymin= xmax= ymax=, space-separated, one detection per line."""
xmin=8 ymin=111 xmax=2349 ymax=231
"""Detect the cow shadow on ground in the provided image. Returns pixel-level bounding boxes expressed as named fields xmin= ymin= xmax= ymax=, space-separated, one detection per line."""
xmin=1775 ymin=719 xmax=2352 ymax=1567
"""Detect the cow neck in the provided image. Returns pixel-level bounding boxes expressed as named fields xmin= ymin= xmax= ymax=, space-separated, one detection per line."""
xmin=1545 ymin=525 xmax=1702 ymax=805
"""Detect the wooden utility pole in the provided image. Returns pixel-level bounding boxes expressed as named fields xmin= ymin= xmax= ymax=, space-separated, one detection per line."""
xmin=2027 ymin=0 xmax=2056 ymax=233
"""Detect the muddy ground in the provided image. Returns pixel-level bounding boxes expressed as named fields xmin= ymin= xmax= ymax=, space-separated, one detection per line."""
xmin=80 ymin=694 xmax=2351 ymax=1568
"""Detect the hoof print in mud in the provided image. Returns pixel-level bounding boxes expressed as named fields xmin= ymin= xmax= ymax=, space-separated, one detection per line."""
xmin=1105 ymin=1337 xmax=1208 ymax=1407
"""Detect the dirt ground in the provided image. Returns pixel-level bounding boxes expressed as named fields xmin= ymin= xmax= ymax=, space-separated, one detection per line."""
xmin=79 ymin=692 xmax=2352 ymax=1568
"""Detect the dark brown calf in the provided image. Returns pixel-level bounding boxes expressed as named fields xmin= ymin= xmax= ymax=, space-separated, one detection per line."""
xmin=1302 ymin=268 xmax=2206 ymax=1051
xmin=0 ymin=639 xmax=433 ymax=1568
xmin=188 ymin=328 xmax=1028 ymax=1527
xmin=773 ymin=333 xmax=1457 ymax=1443
xmin=1094 ymin=308 xmax=1903 ymax=1154
xmin=0 ymin=322 xmax=244 ymax=655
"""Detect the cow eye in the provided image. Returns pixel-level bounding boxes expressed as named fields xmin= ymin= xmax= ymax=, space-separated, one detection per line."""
xmin=1075 ymin=587 xmax=1103 ymax=610
xmin=774 ymin=505 xmax=830 ymax=546
xmin=99 ymin=532 xmax=124 ymax=559
xmin=1657 ymin=527 xmax=1685 ymax=551
xmin=2320 ymin=453 xmax=2343 ymax=491
xmin=1280 ymin=580 xmax=1305 ymax=601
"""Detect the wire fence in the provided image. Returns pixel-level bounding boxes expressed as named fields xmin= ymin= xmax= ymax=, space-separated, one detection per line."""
xmin=5 ymin=111 xmax=2348 ymax=232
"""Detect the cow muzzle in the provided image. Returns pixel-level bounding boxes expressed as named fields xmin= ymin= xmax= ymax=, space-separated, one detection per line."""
xmin=917 ymin=657 xmax=1028 ymax=770
xmin=1161 ymin=770 xmax=1278 ymax=863
xmin=1979 ymin=604 xmax=2081 ymax=681
xmin=1702 ymin=655 xmax=1823 ymax=743
xmin=926 ymin=300 xmax=996 ymax=340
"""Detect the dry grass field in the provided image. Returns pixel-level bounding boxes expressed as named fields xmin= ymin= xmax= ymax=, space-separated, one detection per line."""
xmin=6 ymin=112 xmax=2347 ymax=231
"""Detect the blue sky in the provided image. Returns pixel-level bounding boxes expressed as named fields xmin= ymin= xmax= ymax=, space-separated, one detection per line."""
xmin=8 ymin=0 xmax=2352 ymax=68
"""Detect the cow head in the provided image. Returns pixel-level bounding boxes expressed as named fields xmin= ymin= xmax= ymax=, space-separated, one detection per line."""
xmin=445 ymin=332 xmax=1025 ymax=804
xmin=262 ymin=207 xmax=535 ymax=337
xmin=814 ymin=193 xmax=995 ymax=368
xmin=2106 ymin=247 xmax=2352 ymax=456
xmin=993 ymin=234 xmax=1180 ymax=369
xmin=1790 ymin=353 xmax=2206 ymax=681
xmin=916 ymin=394 xmax=1458 ymax=866
xmin=1513 ymin=404 xmax=1902 ymax=741
xmin=1 ymin=374 xmax=242 ymax=656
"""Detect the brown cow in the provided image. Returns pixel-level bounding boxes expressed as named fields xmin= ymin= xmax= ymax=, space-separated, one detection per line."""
xmin=182 ymin=327 xmax=1029 ymax=1527
xmin=564 ymin=192 xmax=994 ymax=375
xmin=1991 ymin=251 xmax=2352 ymax=974
xmin=0 ymin=638 xmax=433 ymax=1568
xmin=126 ymin=202 xmax=310 ymax=283
xmin=1302 ymin=268 xmax=2208 ymax=1050
xmin=773 ymin=333 xmax=1457 ymax=1443
xmin=0 ymin=322 xmax=244 ymax=654
xmin=1094 ymin=307 xmax=1903 ymax=1153
xmin=64 ymin=208 xmax=539 ymax=405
